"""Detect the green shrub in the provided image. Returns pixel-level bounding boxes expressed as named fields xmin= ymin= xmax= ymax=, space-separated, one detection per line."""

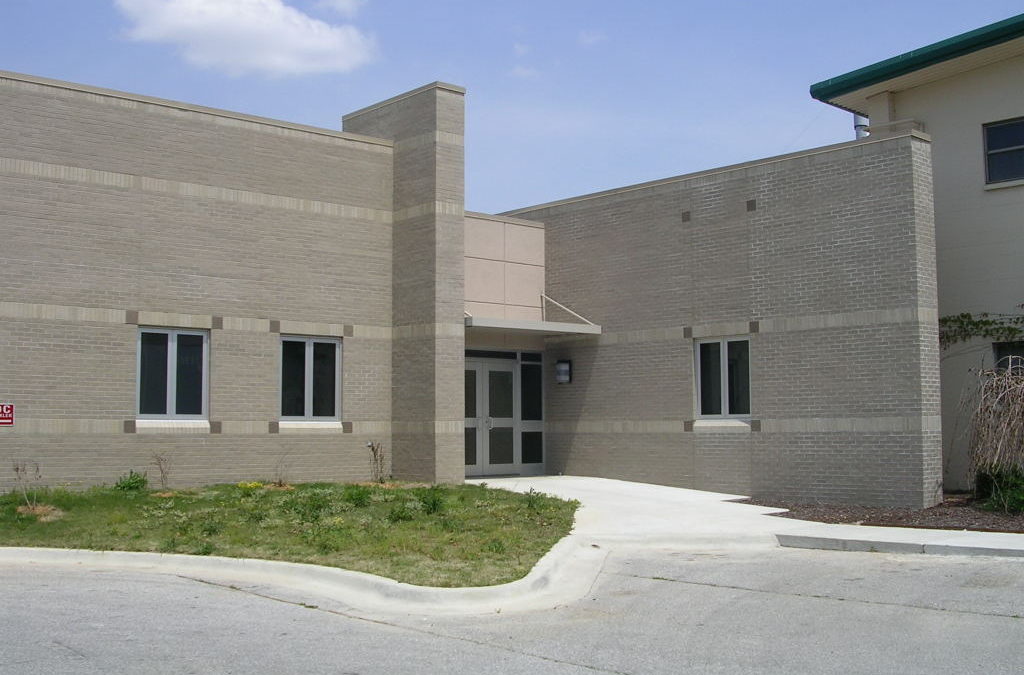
xmin=524 ymin=487 xmax=544 ymax=511
xmin=342 ymin=484 xmax=372 ymax=508
xmin=114 ymin=470 xmax=148 ymax=491
xmin=415 ymin=485 xmax=447 ymax=514
xmin=386 ymin=502 xmax=418 ymax=523
xmin=284 ymin=489 xmax=334 ymax=522
xmin=976 ymin=471 xmax=1024 ymax=514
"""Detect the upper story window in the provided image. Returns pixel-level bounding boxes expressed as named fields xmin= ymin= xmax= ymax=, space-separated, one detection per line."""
xmin=984 ymin=117 xmax=1024 ymax=184
xmin=138 ymin=328 xmax=209 ymax=419
xmin=695 ymin=337 xmax=750 ymax=418
xmin=281 ymin=337 xmax=341 ymax=420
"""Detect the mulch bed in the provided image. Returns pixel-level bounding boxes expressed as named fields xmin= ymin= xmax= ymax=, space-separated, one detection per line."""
xmin=740 ymin=493 xmax=1024 ymax=534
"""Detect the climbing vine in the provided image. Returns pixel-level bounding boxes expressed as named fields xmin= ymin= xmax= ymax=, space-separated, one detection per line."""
xmin=938 ymin=304 xmax=1024 ymax=350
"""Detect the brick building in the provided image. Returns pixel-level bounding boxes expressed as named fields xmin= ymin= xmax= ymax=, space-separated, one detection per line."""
xmin=2 ymin=14 xmax=1021 ymax=506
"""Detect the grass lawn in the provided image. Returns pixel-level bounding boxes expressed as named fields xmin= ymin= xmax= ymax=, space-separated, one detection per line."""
xmin=0 ymin=481 xmax=578 ymax=587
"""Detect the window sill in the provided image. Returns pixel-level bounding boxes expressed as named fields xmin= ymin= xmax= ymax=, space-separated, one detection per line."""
xmin=135 ymin=420 xmax=210 ymax=434
xmin=692 ymin=419 xmax=751 ymax=433
xmin=278 ymin=420 xmax=345 ymax=434
xmin=984 ymin=177 xmax=1024 ymax=191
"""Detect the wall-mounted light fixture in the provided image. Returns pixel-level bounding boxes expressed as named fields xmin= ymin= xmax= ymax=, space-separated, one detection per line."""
xmin=555 ymin=360 xmax=572 ymax=384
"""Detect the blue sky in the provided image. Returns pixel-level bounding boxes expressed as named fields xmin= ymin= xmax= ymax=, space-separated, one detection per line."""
xmin=2 ymin=1 xmax=1021 ymax=212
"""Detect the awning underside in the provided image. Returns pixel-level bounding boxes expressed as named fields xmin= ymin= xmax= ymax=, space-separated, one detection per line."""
xmin=464 ymin=316 xmax=601 ymax=336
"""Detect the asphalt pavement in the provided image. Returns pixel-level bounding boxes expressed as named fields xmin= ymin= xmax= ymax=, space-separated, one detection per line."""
xmin=3 ymin=476 xmax=1024 ymax=673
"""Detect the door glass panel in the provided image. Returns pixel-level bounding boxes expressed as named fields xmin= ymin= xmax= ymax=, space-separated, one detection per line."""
xmin=489 ymin=427 xmax=514 ymax=464
xmin=488 ymin=370 xmax=514 ymax=418
xmin=699 ymin=342 xmax=722 ymax=415
xmin=464 ymin=427 xmax=477 ymax=465
xmin=522 ymin=431 xmax=543 ymax=464
xmin=175 ymin=334 xmax=204 ymax=415
xmin=465 ymin=370 xmax=477 ymax=417
xmin=312 ymin=342 xmax=336 ymax=417
xmin=727 ymin=340 xmax=750 ymax=415
xmin=521 ymin=364 xmax=543 ymax=421
xmin=281 ymin=340 xmax=305 ymax=417
xmin=139 ymin=332 xmax=168 ymax=415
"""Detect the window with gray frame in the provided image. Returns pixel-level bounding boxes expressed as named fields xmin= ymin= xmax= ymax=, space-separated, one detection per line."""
xmin=281 ymin=337 xmax=341 ymax=420
xmin=984 ymin=117 xmax=1024 ymax=183
xmin=137 ymin=328 xmax=209 ymax=419
xmin=696 ymin=337 xmax=750 ymax=417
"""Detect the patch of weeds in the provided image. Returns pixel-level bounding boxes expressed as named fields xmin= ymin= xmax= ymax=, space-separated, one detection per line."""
xmin=484 ymin=538 xmax=507 ymax=554
xmin=158 ymin=536 xmax=179 ymax=552
xmin=524 ymin=487 xmax=544 ymax=511
xmin=242 ymin=507 xmax=269 ymax=524
xmin=236 ymin=481 xmax=264 ymax=495
xmin=415 ymin=485 xmax=447 ymax=515
xmin=114 ymin=470 xmax=148 ymax=491
xmin=371 ymin=490 xmax=397 ymax=504
xmin=284 ymin=489 xmax=334 ymax=523
xmin=977 ymin=472 xmax=1024 ymax=514
xmin=342 ymin=485 xmax=372 ymax=507
xmin=192 ymin=541 xmax=215 ymax=556
xmin=386 ymin=501 xmax=419 ymax=523
xmin=198 ymin=519 xmax=223 ymax=536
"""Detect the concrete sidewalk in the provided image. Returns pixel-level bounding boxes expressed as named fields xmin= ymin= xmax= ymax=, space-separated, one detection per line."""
xmin=485 ymin=476 xmax=1024 ymax=559
xmin=2 ymin=476 xmax=1023 ymax=617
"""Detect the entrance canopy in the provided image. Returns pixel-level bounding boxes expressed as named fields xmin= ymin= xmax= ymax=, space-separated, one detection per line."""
xmin=464 ymin=316 xmax=601 ymax=336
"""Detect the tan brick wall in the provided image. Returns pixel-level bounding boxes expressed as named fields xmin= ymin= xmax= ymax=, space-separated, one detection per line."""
xmin=0 ymin=72 xmax=394 ymax=490
xmin=512 ymin=133 xmax=942 ymax=507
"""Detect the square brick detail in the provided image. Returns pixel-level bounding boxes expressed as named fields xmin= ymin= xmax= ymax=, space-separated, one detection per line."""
xmin=683 ymin=326 xmax=693 ymax=339
xmin=748 ymin=320 xmax=760 ymax=334
xmin=123 ymin=420 xmax=137 ymax=434
xmin=683 ymin=420 xmax=694 ymax=432
xmin=269 ymin=320 xmax=281 ymax=333
xmin=210 ymin=421 xmax=222 ymax=434
xmin=211 ymin=316 xmax=224 ymax=330
xmin=268 ymin=421 xmax=280 ymax=434
xmin=342 ymin=421 xmax=353 ymax=433
xmin=746 ymin=199 xmax=757 ymax=212
xmin=749 ymin=419 xmax=761 ymax=432
xmin=125 ymin=310 xmax=139 ymax=325
xmin=343 ymin=325 xmax=354 ymax=338
xmin=680 ymin=210 xmax=691 ymax=223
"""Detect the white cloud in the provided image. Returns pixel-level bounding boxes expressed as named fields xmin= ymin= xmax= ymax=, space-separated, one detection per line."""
xmin=577 ymin=29 xmax=605 ymax=46
xmin=316 ymin=0 xmax=365 ymax=18
xmin=510 ymin=65 xmax=539 ymax=79
xmin=114 ymin=0 xmax=375 ymax=76
xmin=513 ymin=42 xmax=530 ymax=57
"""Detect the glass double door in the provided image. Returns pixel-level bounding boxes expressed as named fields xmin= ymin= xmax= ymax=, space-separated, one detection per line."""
xmin=464 ymin=358 xmax=544 ymax=477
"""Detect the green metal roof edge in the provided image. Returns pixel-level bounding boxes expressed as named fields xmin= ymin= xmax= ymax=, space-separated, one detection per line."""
xmin=810 ymin=13 xmax=1024 ymax=106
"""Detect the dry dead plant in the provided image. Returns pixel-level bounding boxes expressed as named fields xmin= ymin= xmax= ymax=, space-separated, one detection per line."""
xmin=152 ymin=453 xmax=172 ymax=491
xmin=964 ymin=355 xmax=1024 ymax=482
xmin=272 ymin=453 xmax=292 ymax=488
xmin=12 ymin=460 xmax=43 ymax=508
xmin=367 ymin=441 xmax=387 ymax=483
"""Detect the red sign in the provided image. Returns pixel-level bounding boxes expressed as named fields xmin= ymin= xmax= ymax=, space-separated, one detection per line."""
xmin=0 ymin=403 xmax=13 ymax=427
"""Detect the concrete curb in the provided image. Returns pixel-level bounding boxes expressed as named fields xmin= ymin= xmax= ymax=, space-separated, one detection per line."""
xmin=0 ymin=533 xmax=609 ymax=616
xmin=776 ymin=523 xmax=1024 ymax=558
